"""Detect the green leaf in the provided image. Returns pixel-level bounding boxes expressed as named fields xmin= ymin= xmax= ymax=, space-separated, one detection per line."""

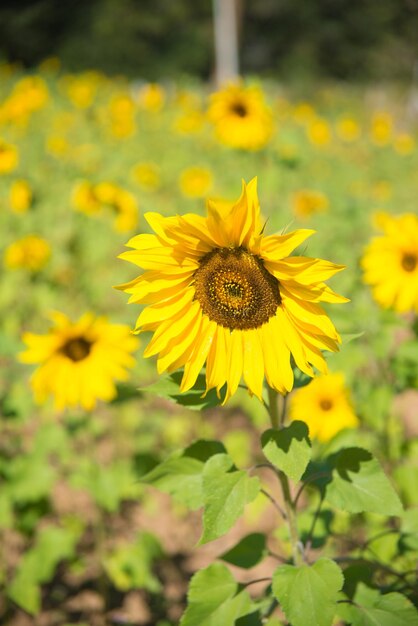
xmin=400 ymin=508 xmax=418 ymax=551
xmin=340 ymin=332 xmax=365 ymax=344
xmin=200 ymin=454 xmax=260 ymax=544
xmin=220 ymin=533 xmax=266 ymax=569
xmin=261 ymin=422 xmax=311 ymax=482
xmin=339 ymin=583 xmax=418 ymax=625
xmin=142 ymin=440 xmax=226 ymax=509
xmin=180 ymin=563 xmax=251 ymax=626
xmin=140 ymin=371 xmax=222 ymax=410
xmin=325 ymin=448 xmax=403 ymax=516
xmin=8 ymin=574 xmax=40 ymax=615
xmin=8 ymin=526 xmax=80 ymax=614
xmin=103 ymin=532 xmax=163 ymax=593
xmin=272 ymin=558 xmax=344 ymax=626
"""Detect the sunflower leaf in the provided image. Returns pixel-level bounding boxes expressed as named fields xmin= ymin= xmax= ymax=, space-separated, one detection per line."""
xmin=337 ymin=583 xmax=418 ymax=626
xmin=325 ymin=447 xmax=403 ymax=516
xmin=140 ymin=371 xmax=221 ymax=410
xmin=180 ymin=563 xmax=252 ymax=626
xmin=272 ymin=558 xmax=344 ymax=626
xmin=199 ymin=454 xmax=260 ymax=544
xmin=141 ymin=440 xmax=226 ymax=509
xmin=261 ymin=422 xmax=311 ymax=482
xmin=220 ymin=533 xmax=267 ymax=568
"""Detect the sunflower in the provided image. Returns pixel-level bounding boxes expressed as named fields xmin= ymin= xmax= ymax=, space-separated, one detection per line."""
xmin=20 ymin=312 xmax=139 ymax=410
xmin=4 ymin=235 xmax=50 ymax=272
xmin=117 ymin=178 xmax=347 ymax=403
xmin=208 ymin=84 xmax=273 ymax=150
xmin=362 ymin=212 xmax=418 ymax=313
xmin=179 ymin=166 xmax=213 ymax=198
xmin=289 ymin=373 xmax=358 ymax=442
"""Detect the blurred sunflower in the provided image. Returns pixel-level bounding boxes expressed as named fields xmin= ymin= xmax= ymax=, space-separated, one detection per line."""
xmin=138 ymin=83 xmax=166 ymax=112
xmin=131 ymin=163 xmax=161 ymax=191
xmin=289 ymin=373 xmax=358 ymax=442
xmin=370 ymin=112 xmax=393 ymax=146
xmin=0 ymin=140 xmax=18 ymax=173
xmin=4 ymin=235 xmax=50 ymax=272
xmin=208 ymin=84 xmax=273 ymax=150
xmin=10 ymin=179 xmax=33 ymax=213
xmin=20 ymin=312 xmax=139 ymax=410
xmin=73 ymin=181 xmax=138 ymax=232
xmin=292 ymin=190 xmax=329 ymax=220
xmin=118 ymin=178 xmax=347 ymax=403
xmin=335 ymin=117 xmax=360 ymax=143
xmin=362 ymin=212 xmax=418 ymax=313
xmin=179 ymin=166 xmax=213 ymax=198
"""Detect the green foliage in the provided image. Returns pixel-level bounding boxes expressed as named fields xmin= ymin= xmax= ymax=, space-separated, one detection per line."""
xmin=325 ymin=448 xmax=403 ymax=516
xmin=103 ymin=532 xmax=163 ymax=593
xmin=141 ymin=440 xmax=226 ymax=509
xmin=8 ymin=525 xmax=80 ymax=614
xmin=272 ymin=558 xmax=344 ymax=626
xmin=220 ymin=533 xmax=267 ymax=569
xmin=180 ymin=563 xmax=252 ymax=626
xmin=261 ymin=422 xmax=311 ymax=482
xmin=141 ymin=371 xmax=222 ymax=410
xmin=338 ymin=583 xmax=418 ymax=625
xmin=200 ymin=454 xmax=260 ymax=544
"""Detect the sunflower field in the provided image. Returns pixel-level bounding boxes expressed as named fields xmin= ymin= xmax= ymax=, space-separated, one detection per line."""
xmin=1 ymin=59 xmax=418 ymax=626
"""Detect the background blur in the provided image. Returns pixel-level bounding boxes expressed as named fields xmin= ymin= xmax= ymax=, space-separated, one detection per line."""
xmin=1 ymin=0 xmax=418 ymax=82
xmin=1 ymin=2 xmax=418 ymax=626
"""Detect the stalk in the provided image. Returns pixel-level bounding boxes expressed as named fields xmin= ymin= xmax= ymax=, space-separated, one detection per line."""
xmin=267 ymin=385 xmax=304 ymax=566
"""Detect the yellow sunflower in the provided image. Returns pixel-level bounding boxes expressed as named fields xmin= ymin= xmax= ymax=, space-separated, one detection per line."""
xmin=208 ymin=84 xmax=274 ymax=150
xmin=117 ymin=178 xmax=347 ymax=403
xmin=4 ymin=235 xmax=50 ymax=272
xmin=289 ymin=373 xmax=358 ymax=442
xmin=362 ymin=213 xmax=418 ymax=313
xmin=20 ymin=312 xmax=139 ymax=411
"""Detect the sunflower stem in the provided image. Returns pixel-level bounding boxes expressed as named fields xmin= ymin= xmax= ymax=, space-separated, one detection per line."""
xmin=266 ymin=385 xmax=304 ymax=566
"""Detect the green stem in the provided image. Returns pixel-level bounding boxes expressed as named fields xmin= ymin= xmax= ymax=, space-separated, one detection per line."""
xmin=266 ymin=385 xmax=304 ymax=566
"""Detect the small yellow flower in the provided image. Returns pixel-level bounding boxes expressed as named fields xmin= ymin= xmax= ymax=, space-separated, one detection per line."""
xmin=4 ymin=235 xmax=50 ymax=272
xmin=108 ymin=94 xmax=136 ymax=138
xmin=371 ymin=180 xmax=392 ymax=202
xmin=292 ymin=190 xmax=329 ymax=219
xmin=173 ymin=109 xmax=205 ymax=135
xmin=179 ymin=166 xmax=213 ymax=198
xmin=131 ymin=163 xmax=161 ymax=191
xmin=362 ymin=212 xmax=418 ymax=313
xmin=370 ymin=112 xmax=392 ymax=146
xmin=113 ymin=189 xmax=139 ymax=232
xmin=46 ymin=135 xmax=70 ymax=157
xmin=293 ymin=103 xmax=316 ymax=125
xmin=72 ymin=181 xmax=102 ymax=215
xmin=208 ymin=83 xmax=274 ymax=150
xmin=138 ymin=83 xmax=166 ymax=112
xmin=393 ymin=133 xmax=415 ymax=155
xmin=117 ymin=178 xmax=347 ymax=402
xmin=336 ymin=117 xmax=360 ymax=142
xmin=307 ymin=118 xmax=331 ymax=147
xmin=10 ymin=179 xmax=32 ymax=213
xmin=290 ymin=373 xmax=358 ymax=442
xmin=20 ymin=312 xmax=139 ymax=410
xmin=64 ymin=74 xmax=99 ymax=109
xmin=0 ymin=140 xmax=18 ymax=174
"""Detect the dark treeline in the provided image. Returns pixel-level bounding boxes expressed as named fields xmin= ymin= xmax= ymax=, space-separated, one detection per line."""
xmin=1 ymin=0 xmax=418 ymax=81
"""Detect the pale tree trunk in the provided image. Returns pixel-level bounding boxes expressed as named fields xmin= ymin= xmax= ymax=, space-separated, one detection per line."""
xmin=213 ymin=0 xmax=240 ymax=86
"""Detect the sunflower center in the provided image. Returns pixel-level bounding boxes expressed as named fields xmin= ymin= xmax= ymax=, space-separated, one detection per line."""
xmin=61 ymin=337 xmax=92 ymax=362
xmin=193 ymin=247 xmax=281 ymax=330
xmin=231 ymin=101 xmax=248 ymax=117
xmin=320 ymin=399 xmax=333 ymax=411
xmin=401 ymin=253 xmax=417 ymax=272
